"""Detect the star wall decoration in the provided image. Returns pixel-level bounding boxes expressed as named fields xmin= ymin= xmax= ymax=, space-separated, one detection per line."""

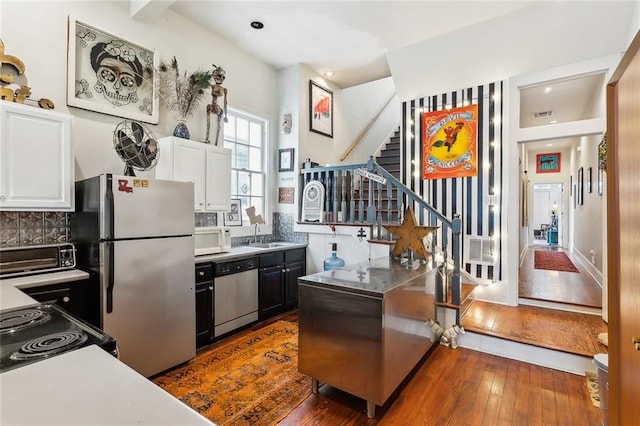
xmin=383 ymin=206 xmax=438 ymax=260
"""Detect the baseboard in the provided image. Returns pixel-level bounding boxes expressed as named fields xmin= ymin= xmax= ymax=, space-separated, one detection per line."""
xmin=458 ymin=332 xmax=596 ymax=376
xmin=571 ymin=248 xmax=603 ymax=288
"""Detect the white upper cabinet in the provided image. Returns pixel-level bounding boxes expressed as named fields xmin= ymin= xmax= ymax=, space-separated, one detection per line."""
xmin=0 ymin=101 xmax=73 ymax=211
xmin=155 ymin=137 xmax=231 ymax=212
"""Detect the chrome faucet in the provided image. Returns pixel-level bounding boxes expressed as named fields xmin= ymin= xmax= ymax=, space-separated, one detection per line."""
xmin=253 ymin=223 xmax=259 ymax=244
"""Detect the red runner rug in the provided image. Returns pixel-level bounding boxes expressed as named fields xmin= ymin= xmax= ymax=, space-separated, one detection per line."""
xmin=534 ymin=250 xmax=579 ymax=273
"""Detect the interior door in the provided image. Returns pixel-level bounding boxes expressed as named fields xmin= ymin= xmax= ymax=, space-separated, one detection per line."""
xmin=606 ymin=29 xmax=640 ymax=425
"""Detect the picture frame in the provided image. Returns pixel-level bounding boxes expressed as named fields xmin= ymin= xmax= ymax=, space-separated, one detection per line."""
xmin=587 ymin=167 xmax=593 ymax=193
xmin=67 ymin=16 xmax=159 ymax=124
xmin=536 ymin=152 xmax=561 ymax=173
xmin=224 ymin=198 xmax=242 ymax=226
xmin=309 ymin=80 xmax=333 ymax=138
xmin=577 ymin=167 xmax=584 ymax=205
xmin=278 ymin=187 xmax=295 ymax=204
xmin=278 ymin=148 xmax=295 ymax=172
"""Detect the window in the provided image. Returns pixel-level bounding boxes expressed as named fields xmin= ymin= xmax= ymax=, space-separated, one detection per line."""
xmin=224 ymin=108 xmax=267 ymax=224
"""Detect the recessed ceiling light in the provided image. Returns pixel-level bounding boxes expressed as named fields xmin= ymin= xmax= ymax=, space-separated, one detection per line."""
xmin=250 ymin=21 xmax=264 ymax=29
xmin=544 ymin=87 xmax=553 ymax=94
xmin=324 ymin=71 xmax=334 ymax=77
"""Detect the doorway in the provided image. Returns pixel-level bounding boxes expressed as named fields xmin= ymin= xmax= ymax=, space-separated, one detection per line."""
xmin=531 ymin=183 xmax=563 ymax=246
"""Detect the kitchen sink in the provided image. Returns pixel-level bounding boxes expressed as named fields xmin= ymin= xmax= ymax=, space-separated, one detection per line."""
xmin=249 ymin=242 xmax=294 ymax=248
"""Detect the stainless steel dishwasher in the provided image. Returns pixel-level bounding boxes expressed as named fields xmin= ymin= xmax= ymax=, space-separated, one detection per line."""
xmin=213 ymin=257 xmax=259 ymax=337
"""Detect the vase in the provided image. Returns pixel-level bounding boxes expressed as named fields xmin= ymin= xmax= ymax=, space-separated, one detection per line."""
xmin=173 ymin=119 xmax=190 ymax=139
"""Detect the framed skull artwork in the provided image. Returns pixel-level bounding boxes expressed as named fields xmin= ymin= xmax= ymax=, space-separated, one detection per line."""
xmin=66 ymin=16 xmax=159 ymax=124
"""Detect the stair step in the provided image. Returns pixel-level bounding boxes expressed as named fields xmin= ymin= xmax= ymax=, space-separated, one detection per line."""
xmin=376 ymin=156 xmax=400 ymax=165
xmin=380 ymin=148 xmax=400 ymax=157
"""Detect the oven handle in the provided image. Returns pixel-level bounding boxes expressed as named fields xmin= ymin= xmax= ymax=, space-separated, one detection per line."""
xmin=106 ymin=241 xmax=114 ymax=313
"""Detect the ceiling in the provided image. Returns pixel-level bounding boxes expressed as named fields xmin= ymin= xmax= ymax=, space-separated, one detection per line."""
xmin=135 ymin=1 xmax=635 ymax=157
xmin=169 ymin=1 xmax=536 ymax=89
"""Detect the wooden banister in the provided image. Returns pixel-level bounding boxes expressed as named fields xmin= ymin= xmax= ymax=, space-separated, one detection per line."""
xmin=340 ymin=95 xmax=395 ymax=162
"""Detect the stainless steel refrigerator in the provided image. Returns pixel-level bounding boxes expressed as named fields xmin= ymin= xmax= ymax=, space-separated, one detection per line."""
xmin=71 ymin=174 xmax=195 ymax=377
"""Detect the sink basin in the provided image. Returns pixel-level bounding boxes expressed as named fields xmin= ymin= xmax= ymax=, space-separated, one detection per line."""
xmin=249 ymin=242 xmax=293 ymax=249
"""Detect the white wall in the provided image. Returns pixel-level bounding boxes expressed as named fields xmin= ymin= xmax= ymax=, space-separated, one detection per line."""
xmin=1 ymin=1 xmax=278 ymax=181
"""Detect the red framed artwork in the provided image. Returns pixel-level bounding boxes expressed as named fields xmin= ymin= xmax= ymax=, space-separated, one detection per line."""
xmin=536 ymin=152 xmax=561 ymax=173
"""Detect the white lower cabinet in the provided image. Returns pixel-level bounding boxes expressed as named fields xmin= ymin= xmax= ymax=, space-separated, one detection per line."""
xmin=0 ymin=101 xmax=73 ymax=211
xmin=155 ymin=137 xmax=231 ymax=212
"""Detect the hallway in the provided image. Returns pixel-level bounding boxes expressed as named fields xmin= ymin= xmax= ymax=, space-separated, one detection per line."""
xmin=519 ymin=245 xmax=602 ymax=308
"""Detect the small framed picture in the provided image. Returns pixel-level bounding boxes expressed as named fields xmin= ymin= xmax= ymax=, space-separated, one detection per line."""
xmin=536 ymin=152 xmax=561 ymax=173
xmin=67 ymin=16 xmax=159 ymax=123
xmin=224 ymin=198 xmax=242 ymax=226
xmin=278 ymin=148 xmax=295 ymax=172
xmin=309 ymin=80 xmax=333 ymax=138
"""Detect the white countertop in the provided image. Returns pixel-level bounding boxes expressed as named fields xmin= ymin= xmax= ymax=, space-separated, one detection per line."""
xmin=0 ymin=345 xmax=214 ymax=425
xmin=0 ymin=284 xmax=38 ymax=310
xmin=0 ymin=269 xmax=90 ymax=310
xmin=195 ymin=242 xmax=307 ymax=263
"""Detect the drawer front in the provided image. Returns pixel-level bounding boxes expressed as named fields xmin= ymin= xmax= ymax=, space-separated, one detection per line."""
xmin=285 ymin=248 xmax=306 ymax=263
xmin=195 ymin=264 xmax=213 ymax=283
xmin=259 ymin=252 xmax=284 ymax=268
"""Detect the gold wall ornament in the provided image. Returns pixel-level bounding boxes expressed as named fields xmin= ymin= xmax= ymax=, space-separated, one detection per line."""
xmin=383 ymin=206 xmax=438 ymax=260
xmin=0 ymin=38 xmax=26 ymax=85
xmin=0 ymin=38 xmax=54 ymax=108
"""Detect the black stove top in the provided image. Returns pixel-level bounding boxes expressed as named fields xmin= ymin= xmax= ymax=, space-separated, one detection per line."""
xmin=0 ymin=304 xmax=116 ymax=373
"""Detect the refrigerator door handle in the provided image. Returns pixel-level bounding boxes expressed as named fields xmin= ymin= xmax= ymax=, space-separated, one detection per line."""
xmin=106 ymin=241 xmax=114 ymax=313
xmin=104 ymin=174 xmax=114 ymax=240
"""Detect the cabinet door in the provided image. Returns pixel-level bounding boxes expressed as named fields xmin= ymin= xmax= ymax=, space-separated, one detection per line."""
xmin=0 ymin=101 xmax=72 ymax=210
xmin=195 ymin=283 xmax=213 ymax=348
xmin=284 ymin=261 xmax=305 ymax=310
xmin=173 ymin=140 xmax=206 ymax=210
xmin=204 ymin=145 xmax=231 ymax=211
xmin=258 ymin=265 xmax=284 ymax=320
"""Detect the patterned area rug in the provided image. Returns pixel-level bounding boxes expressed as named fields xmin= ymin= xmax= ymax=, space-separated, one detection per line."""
xmin=534 ymin=250 xmax=580 ymax=273
xmin=153 ymin=321 xmax=311 ymax=425
xmin=586 ymin=371 xmax=600 ymax=408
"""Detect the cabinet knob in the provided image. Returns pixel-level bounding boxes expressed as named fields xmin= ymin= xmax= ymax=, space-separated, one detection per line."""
xmin=62 ymin=296 xmax=70 ymax=303
xmin=0 ymin=195 xmax=5 ymax=200
xmin=208 ymin=286 xmax=213 ymax=291
xmin=198 ymin=271 xmax=204 ymax=276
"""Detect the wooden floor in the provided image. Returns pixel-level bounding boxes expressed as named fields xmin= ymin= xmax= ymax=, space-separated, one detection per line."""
xmin=519 ymin=245 xmax=602 ymax=308
xmin=462 ymin=301 xmax=607 ymax=357
xmin=208 ymin=311 xmax=603 ymax=426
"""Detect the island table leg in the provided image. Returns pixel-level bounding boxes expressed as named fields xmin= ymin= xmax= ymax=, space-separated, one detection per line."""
xmin=311 ymin=378 xmax=319 ymax=394
xmin=366 ymin=401 xmax=376 ymax=418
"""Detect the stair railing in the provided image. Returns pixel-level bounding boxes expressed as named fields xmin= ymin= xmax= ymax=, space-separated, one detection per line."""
xmin=339 ymin=94 xmax=396 ymax=162
xmin=300 ymin=156 xmax=462 ymax=314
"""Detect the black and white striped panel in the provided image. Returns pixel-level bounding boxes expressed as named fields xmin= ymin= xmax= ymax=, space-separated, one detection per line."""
xmin=400 ymin=81 xmax=504 ymax=281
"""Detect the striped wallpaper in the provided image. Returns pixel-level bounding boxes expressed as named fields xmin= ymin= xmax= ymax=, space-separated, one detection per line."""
xmin=400 ymin=81 xmax=504 ymax=281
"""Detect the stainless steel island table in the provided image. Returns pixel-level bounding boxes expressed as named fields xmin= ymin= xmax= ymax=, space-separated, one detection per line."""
xmin=297 ymin=257 xmax=439 ymax=418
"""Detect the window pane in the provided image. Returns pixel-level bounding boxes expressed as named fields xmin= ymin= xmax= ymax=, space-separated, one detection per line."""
xmin=251 ymin=173 xmax=263 ymax=196
xmin=237 ymin=118 xmax=249 ymax=142
xmin=238 ymin=171 xmax=251 ymax=196
xmin=250 ymin=198 xmax=264 ymax=218
xmin=249 ymin=122 xmax=263 ymax=147
xmin=230 ymin=170 xmax=237 ymax=197
xmin=224 ymin=116 xmax=236 ymax=139
xmin=236 ymin=144 xmax=249 ymax=170
xmin=239 ymin=196 xmax=251 ymax=222
xmin=249 ymin=147 xmax=261 ymax=171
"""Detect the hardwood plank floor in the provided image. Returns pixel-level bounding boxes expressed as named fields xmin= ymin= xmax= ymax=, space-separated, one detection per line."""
xmin=462 ymin=301 xmax=607 ymax=357
xmin=280 ymin=344 xmax=602 ymax=425
xmin=204 ymin=310 xmax=602 ymax=425
xmin=519 ymin=245 xmax=602 ymax=308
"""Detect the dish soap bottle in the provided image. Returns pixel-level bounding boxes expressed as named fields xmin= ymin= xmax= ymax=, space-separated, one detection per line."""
xmin=324 ymin=242 xmax=345 ymax=271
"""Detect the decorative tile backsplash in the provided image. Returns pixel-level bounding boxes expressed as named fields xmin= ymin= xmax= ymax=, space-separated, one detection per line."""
xmin=0 ymin=210 xmax=307 ymax=248
xmin=0 ymin=211 xmax=69 ymax=247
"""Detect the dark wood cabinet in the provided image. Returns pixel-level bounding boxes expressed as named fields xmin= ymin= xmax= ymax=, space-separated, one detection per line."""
xmin=195 ymin=263 xmax=214 ymax=348
xmin=258 ymin=248 xmax=306 ymax=320
xmin=22 ymin=280 xmax=91 ymax=324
